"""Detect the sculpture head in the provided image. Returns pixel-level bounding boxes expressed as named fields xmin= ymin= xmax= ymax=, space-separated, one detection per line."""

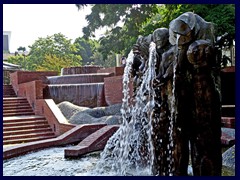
xmin=187 ymin=39 xmax=213 ymax=67
xmin=138 ymin=34 xmax=153 ymax=59
xmin=169 ymin=12 xmax=199 ymax=46
xmin=153 ymin=28 xmax=169 ymax=51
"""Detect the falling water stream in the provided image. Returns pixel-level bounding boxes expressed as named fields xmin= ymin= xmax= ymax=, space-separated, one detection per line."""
xmin=85 ymin=42 xmax=175 ymax=176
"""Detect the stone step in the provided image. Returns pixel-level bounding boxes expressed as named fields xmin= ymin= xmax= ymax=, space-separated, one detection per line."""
xmin=3 ymin=92 xmax=16 ymax=95
xmin=4 ymin=131 xmax=55 ymax=141
xmin=3 ymin=91 xmax=15 ymax=94
xmin=3 ymin=97 xmax=28 ymax=104
xmin=3 ymin=119 xmax=48 ymax=127
xmin=3 ymin=135 xmax=56 ymax=145
xmin=3 ymin=102 xmax=30 ymax=108
xmin=3 ymin=97 xmax=26 ymax=101
xmin=3 ymin=123 xmax=50 ymax=132
xmin=3 ymin=111 xmax=35 ymax=117
xmin=3 ymin=88 xmax=15 ymax=91
xmin=3 ymin=115 xmax=46 ymax=123
xmin=3 ymin=104 xmax=31 ymax=110
xmin=3 ymin=127 xmax=53 ymax=136
xmin=3 ymin=84 xmax=13 ymax=87
xmin=3 ymin=108 xmax=33 ymax=114
xmin=3 ymin=95 xmax=17 ymax=98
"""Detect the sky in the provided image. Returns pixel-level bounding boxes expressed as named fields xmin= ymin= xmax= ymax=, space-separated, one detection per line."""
xmin=3 ymin=4 xmax=104 ymax=53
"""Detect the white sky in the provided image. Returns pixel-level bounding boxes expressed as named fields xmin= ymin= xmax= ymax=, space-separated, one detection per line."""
xmin=3 ymin=4 xmax=104 ymax=53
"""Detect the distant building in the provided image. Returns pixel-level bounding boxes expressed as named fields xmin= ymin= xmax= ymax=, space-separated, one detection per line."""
xmin=3 ymin=31 xmax=11 ymax=53
xmin=3 ymin=31 xmax=21 ymax=84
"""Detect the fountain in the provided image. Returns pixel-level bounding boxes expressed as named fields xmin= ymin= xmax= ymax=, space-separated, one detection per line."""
xmin=90 ymin=12 xmax=222 ymax=176
xmin=3 ymin=12 xmax=223 ymax=176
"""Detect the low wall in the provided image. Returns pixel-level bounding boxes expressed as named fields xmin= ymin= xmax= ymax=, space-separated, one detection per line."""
xmin=36 ymin=99 xmax=75 ymax=135
xmin=10 ymin=71 xmax=58 ymax=95
xmin=61 ymin=66 xmax=102 ymax=75
xmin=97 ymin=67 xmax=124 ymax=76
xmin=104 ymin=76 xmax=133 ymax=106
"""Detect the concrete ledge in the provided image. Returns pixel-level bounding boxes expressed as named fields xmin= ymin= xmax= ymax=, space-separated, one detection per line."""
xmin=45 ymin=99 xmax=69 ymax=124
xmin=64 ymin=125 xmax=119 ymax=158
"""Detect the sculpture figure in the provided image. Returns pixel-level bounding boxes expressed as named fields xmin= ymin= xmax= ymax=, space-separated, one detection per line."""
xmin=169 ymin=12 xmax=222 ymax=176
xmin=187 ymin=40 xmax=222 ymax=175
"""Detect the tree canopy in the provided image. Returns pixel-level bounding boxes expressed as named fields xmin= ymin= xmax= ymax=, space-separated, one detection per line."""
xmin=73 ymin=37 xmax=98 ymax=65
xmin=28 ymin=33 xmax=82 ymax=71
xmin=77 ymin=4 xmax=235 ymax=58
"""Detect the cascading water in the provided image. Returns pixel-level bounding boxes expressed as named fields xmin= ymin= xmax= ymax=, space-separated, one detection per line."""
xmin=47 ymin=83 xmax=105 ymax=107
xmin=89 ymin=42 xmax=175 ymax=176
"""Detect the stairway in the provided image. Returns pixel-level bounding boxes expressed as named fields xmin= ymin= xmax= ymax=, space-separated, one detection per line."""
xmin=3 ymin=84 xmax=17 ymax=97
xmin=3 ymin=85 xmax=56 ymax=145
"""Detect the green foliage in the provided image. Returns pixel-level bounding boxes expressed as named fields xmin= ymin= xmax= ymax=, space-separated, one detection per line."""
xmin=78 ymin=4 xmax=235 ymax=60
xmin=163 ymin=4 xmax=235 ymax=37
xmin=78 ymin=4 xmax=159 ymax=58
xmin=27 ymin=33 xmax=82 ymax=71
xmin=36 ymin=54 xmax=81 ymax=73
xmin=73 ymin=37 xmax=98 ymax=65
xmin=7 ymin=54 xmax=32 ymax=70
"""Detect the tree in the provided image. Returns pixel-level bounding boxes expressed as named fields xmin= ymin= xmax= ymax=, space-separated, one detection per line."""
xmin=36 ymin=54 xmax=80 ymax=73
xmin=73 ymin=37 xmax=98 ymax=65
xmin=76 ymin=4 xmax=235 ymax=58
xmin=7 ymin=55 xmax=29 ymax=69
xmin=162 ymin=4 xmax=235 ymax=38
xmin=76 ymin=4 xmax=159 ymax=58
xmin=27 ymin=33 xmax=82 ymax=71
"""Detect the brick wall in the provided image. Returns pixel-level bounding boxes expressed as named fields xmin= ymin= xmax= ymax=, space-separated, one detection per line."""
xmin=97 ymin=67 xmax=124 ymax=76
xmin=18 ymin=80 xmax=43 ymax=111
xmin=10 ymin=71 xmax=58 ymax=94
xmin=61 ymin=66 xmax=102 ymax=75
xmin=36 ymin=99 xmax=75 ymax=136
xmin=104 ymin=76 xmax=133 ymax=105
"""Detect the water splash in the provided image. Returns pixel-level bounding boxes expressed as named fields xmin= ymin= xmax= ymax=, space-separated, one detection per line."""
xmin=92 ymin=43 xmax=160 ymax=175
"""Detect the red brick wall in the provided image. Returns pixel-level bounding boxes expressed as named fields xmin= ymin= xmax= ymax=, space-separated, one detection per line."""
xmin=10 ymin=71 xmax=58 ymax=94
xmin=97 ymin=67 xmax=124 ymax=76
xmin=61 ymin=66 xmax=102 ymax=75
xmin=18 ymin=80 xmax=43 ymax=111
xmin=104 ymin=76 xmax=133 ymax=105
xmin=35 ymin=99 xmax=75 ymax=136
